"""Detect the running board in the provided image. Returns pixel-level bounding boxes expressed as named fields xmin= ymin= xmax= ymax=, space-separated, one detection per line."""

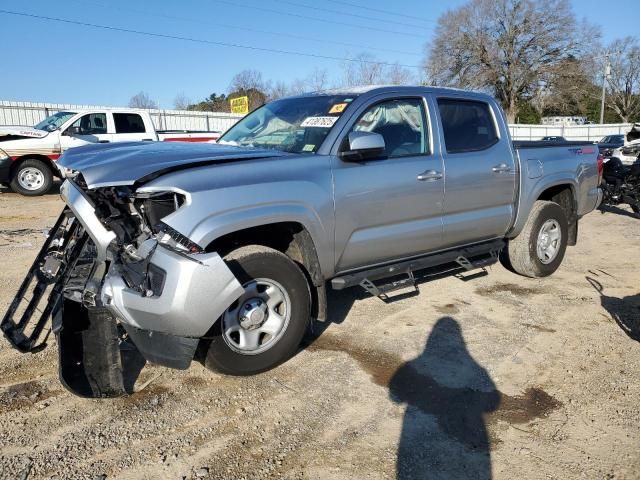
xmin=331 ymin=240 xmax=505 ymax=297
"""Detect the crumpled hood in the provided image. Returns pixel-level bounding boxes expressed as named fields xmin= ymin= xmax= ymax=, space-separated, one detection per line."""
xmin=0 ymin=126 xmax=49 ymax=139
xmin=58 ymin=141 xmax=287 ymax=189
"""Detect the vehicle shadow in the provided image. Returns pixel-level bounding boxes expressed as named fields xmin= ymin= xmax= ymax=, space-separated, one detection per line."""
xmin=0 ymin=180 xmax=62 ymax=196
xmin=587 ymin=277 xmax=640 ymax=342
xmin=598 ymin=204 xmax=640 ymax=219
xmin=389 ymin=317 xmax=499 ymax=479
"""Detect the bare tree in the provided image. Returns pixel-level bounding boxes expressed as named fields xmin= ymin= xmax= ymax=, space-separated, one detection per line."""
xmin=387 ymin=63 xmax=415 ymax=85
xmin=229 ymin=69 xmax=268 ymax=110
xmin=306 ymin=68 xmax=329 ymax=91
xmin=605 ymin=37 xmax=640 ymax=123
xmin=229 ymin=69 xmax=265 ymax=92
xmin=425 ymin=0 xmax=594 ymax=121
xmin=267 ymin=80 xmax=290 ymax=101
xmin=173 ymin=93 xmax=192 ymax=110
xmin=128 ymin=91 xmax=158 ymax=109
xmin=342 ymin=53 xmax=385 ymax=87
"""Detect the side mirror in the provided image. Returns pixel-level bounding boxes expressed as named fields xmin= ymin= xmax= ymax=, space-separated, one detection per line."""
xmin=63 ymin=126 xmax=81 ymax=137
xmin=340 ymin=131 xmax=386 ymax=162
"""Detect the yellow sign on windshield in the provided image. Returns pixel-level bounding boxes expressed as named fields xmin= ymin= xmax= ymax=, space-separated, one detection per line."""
xmin=230 ymin=96 xmax=249 ymax=114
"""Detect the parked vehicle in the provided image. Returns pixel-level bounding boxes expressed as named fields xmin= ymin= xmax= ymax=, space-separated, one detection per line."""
xmin=1 ymin=86 xmax=602 ymax=397
xmin=600 ymin=157 xmax=640 ymax=216
xmin=609 ymin=123 xmax=640 ymax=165
xmin=597 ymin=134 xmax=625 ymax=157
xmin=0 ymin=109 xmax=221 ymax=195
xmin=541 ymin=136 xmax=568 ymax=142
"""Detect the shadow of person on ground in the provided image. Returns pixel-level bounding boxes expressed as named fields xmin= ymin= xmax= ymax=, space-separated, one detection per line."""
xmin=389 ymin=317 xmax=500 ymax=480
xmin=588 ymin=277 xmax=640 ymax=342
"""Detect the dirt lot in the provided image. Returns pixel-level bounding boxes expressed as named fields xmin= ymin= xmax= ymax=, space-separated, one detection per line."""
xmin=0 ymin=186 xmax=639 ymax=480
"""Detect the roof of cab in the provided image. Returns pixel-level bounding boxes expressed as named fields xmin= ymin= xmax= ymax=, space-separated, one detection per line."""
xmin=296 ymin=85 xmax=493 ymax=100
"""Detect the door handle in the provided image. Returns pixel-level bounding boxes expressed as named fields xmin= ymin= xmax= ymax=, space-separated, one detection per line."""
xmin=492 ymin=163 xmax=511 ymax=173
xmin=98 ymin=140 xmax=110 ymax=143
xmin=417 ymin=170 xmax=443 ymax=181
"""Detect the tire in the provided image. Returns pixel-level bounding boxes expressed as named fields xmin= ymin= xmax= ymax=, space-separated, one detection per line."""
xmin=500 ymin=200 xmax=568 ymax=278
xmin=10 ymin=158 xmax=53 ymax=196
xmin=203 ymin=245 xmax=311 ymax=375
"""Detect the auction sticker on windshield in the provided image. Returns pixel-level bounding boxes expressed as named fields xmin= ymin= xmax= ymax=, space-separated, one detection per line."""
xmin=300 ymin=116 xmax=339 ymax=128
xmin=329 ymin=103 xmax=348 ymax=114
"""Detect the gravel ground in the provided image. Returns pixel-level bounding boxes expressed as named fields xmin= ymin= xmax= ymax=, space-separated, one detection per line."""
xmin=0 ymin=186 xmax=639 ymax=480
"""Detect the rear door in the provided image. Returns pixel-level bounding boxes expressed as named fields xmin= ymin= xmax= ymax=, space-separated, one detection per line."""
xmin=112 ymin=112 xmax=155 ymax=142
xmin=332 ymin=95 xmax=446 ymax=272
xmin=435 ymin=97 xmax=517 ymax=247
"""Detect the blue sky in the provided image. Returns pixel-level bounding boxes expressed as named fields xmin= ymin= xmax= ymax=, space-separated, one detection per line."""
xmin=0 ymin=0 xmax=636 ymax=108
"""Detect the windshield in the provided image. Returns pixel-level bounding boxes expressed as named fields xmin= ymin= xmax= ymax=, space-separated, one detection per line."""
xmin=34 ymin=112 xmax=76 ymax=132
xmin=219 ymin=95 xmax=357 ymax=154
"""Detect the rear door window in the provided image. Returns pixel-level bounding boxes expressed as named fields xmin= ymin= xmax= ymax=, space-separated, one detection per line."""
xmin=114 ymin=113 xmax=147 ymax=134
xmin=437 ymin=99 xmax=498 ymax=154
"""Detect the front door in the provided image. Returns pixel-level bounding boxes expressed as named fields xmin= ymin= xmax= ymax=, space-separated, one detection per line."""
xmin=333 ymin=96 xmax=446 ymax=272
xmin=435 ymin=97 xmax=517 ymax=247
xmin=60 ymin=112 xmax=112 ymax=151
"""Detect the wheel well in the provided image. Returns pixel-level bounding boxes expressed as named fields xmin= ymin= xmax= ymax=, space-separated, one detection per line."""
xmin=10 ymin=155 xmax=56 ymax=177
xmin=207 ymin=222 xmax=327 ymax=322
xmin=537 ymin=184 xmax=578 ymax=246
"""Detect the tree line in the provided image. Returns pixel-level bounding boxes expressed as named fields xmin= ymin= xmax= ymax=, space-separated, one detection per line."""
xmin=129 ymin=0 xmax=640 ymax=124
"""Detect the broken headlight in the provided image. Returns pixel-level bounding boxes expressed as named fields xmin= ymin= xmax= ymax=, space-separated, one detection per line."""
xmin=156 ymin=223 xmax=203 ymax=254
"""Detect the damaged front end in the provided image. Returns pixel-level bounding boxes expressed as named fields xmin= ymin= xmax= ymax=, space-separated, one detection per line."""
xmin=1 ymin=178 xmax=243 ymax=398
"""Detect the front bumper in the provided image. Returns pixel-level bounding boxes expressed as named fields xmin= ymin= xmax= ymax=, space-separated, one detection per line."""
xmin=60 ymin=179 xmax=243 ymax=341
xmin=101 ymin=246 xmax=244 ymax=338
xmin=2 ymin=179 xmax=244 ymax=396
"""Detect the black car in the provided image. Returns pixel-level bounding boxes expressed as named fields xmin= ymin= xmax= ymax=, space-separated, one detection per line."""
xmin=597 ymin=134 xmax=625 ymax=157
xmin=542 ymin=136 xmax=567 ymax=142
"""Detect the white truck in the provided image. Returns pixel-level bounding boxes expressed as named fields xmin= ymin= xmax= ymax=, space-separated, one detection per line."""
xmin=0 ymin=109 xmax=223 ymax=195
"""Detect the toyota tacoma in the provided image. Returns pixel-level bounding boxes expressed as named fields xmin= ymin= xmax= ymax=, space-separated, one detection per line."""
xmin=1 ymin=86 xmax=603 ymax=397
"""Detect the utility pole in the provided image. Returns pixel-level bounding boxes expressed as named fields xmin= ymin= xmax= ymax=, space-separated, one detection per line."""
xmin=600 ymin=53 xmax=612 ymax=124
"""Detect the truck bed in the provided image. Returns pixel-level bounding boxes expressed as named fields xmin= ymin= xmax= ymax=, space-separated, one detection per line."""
xmin=513 ymin=140 xmax=595 ymax=149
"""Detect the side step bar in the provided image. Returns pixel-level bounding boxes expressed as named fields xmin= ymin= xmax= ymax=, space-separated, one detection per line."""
xmin=331 ymin=239 xmax=505 ymax=296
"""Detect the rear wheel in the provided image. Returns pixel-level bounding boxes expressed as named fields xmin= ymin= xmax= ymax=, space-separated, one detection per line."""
xmin=500 ymin=200 xmax=568 ymax=278
xmin=203 ymin=245 xmax=311 ymax=375
xmin=10 ymin=158 xmax=53 ymax=196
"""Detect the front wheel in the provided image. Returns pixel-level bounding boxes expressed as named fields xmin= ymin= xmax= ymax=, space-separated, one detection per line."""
xmin=10 ymin=158 xmax=53 ymax=196
xmin=203 ymin=245 xmax=311 ymax=375
xmin=500 ymin=200 xmax=568 ymax=278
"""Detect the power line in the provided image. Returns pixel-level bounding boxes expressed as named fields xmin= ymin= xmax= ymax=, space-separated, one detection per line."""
xmin=270 ymin=0 xmax=429 ymax=30
xmin=212 ymin=0 xmax=428 ymax=39
xmin=0 ymin=9 xmax=422 ymax=69
xmin=325 ymin=0 xmax=437 ymax=24
xmin=69 ymin=0 xmax=420 ymax=57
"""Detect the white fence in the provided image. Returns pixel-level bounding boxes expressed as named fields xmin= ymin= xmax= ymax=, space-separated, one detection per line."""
xmin=0 ymin=100 xmax=243 ymax=133
xmin=0 ymin=100 xmax=632 ymax=142
xmin=508 ymin=123 xmax=631 ymax=142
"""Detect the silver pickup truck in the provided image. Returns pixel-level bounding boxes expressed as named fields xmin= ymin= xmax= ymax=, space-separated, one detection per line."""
xmin=1 ymin=86 xmax=603 ymax=397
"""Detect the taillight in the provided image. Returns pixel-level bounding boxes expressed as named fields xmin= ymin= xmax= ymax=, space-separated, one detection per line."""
xmin=597 ymin=154 xmax=604 ymax=184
